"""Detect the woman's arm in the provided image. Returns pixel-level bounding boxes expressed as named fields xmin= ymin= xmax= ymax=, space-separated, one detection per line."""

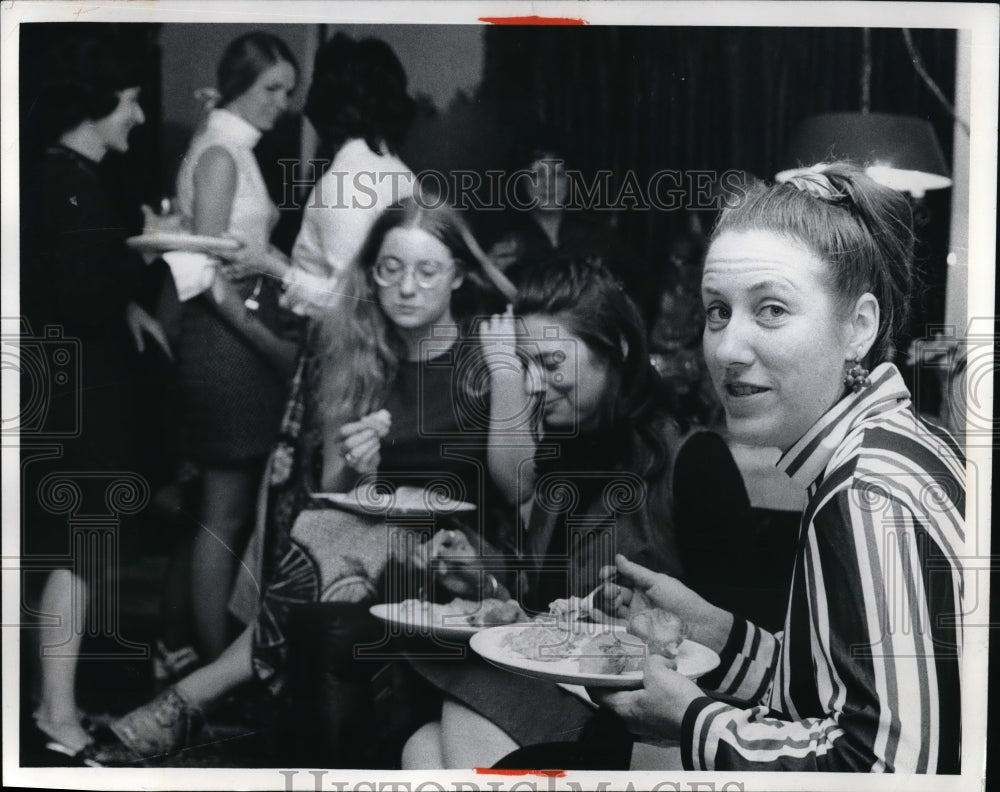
xmin=600 ymin=485 xmax=962 ymax=773
xmin=192 ymin=146 xmax=237 ymax=237
xmin=480 ymin=310 xmax=538 ymax=507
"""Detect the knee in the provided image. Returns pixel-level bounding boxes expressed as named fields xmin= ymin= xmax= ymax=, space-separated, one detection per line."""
xmin=401 ymin=721 xmax=442 ymax=769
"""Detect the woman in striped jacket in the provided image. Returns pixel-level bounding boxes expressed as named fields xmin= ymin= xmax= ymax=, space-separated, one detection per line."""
xmin=595 ymin=162 xmax=964 ymax=773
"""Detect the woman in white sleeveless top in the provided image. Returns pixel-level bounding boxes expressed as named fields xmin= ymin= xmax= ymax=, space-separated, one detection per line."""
xmin=171 ymin=32 xmax=300 ymax=660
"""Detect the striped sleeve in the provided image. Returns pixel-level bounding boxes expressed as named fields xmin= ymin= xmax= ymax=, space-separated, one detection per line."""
xmin=696 ymin=617 xmax=781 ymax=704
xmin=679 ymin=480 xmax=962 ymax=772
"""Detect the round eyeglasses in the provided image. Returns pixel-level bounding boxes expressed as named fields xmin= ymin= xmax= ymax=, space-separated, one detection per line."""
xmin=373 ymin=257 xmax=454 ymax=289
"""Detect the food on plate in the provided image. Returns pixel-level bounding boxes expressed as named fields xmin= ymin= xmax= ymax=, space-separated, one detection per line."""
xmin=578 ymin=631 xmax=647 ymax=675
xmin=576 ymin=610 xmax=688 ymax=675
xmin=501 ymin=622 xmax=592 ymax=662
xmin=395 ymin=597 xmax=527 ymax=629
xmin=548 ymin=595 xmax=596 ymax=623
xmin=465 ymin=598 xmax=529 ymax=627
xmin=628 ymin=608 xmax=688 ymax=664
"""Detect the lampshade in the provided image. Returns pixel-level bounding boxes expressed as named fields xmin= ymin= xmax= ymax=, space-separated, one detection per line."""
xmin=776 ymin=112 xmax=952 ymax=197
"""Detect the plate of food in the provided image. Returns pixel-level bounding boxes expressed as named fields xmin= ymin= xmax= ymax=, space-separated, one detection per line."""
xmin=315 ymin=485 xmax=476 ymax=517
xmin=370 ymin=597 xmax=529 ymax=640
xmin=470 ymin=609 xmax=719 ymax=688
xmin=126 ymin=232 xmax=243 ymax=255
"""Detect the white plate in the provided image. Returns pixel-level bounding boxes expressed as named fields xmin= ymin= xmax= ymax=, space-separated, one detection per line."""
xmin=126 ymin=232 xmax=243 ymax=255
xmin=370 ymin=601 xmax=503 ymax=641
xmin=314 ymin=485 xmax=476 ymax=517
xmin=470 ymin=622 xmax=720 ymax=689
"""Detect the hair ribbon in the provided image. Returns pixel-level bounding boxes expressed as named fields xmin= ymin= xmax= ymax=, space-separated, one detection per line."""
xmin=784 ymin=163 xmax=847 ymax=202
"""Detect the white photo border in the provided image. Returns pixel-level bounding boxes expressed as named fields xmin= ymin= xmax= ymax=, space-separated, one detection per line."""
xmin=2 ymin=2 xmax=996 ymax=790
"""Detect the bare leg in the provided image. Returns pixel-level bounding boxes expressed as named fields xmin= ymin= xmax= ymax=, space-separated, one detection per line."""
xmin=191 ymin=463 xmax=260 ymax=659
xmin=108 ymin=626 xmax=255 ymax=758
xmin=174 ymin=625 xmax=254 ymax=706
xmin=440 ymin=699 xmax=518 ymax=769
xmin=34 ymin=569 xmax=90 ymax=752
xmin=401 ymin=720 xmax=445 ymax=769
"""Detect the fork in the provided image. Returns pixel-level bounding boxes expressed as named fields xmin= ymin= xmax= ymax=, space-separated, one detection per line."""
xmin=551 ymin=574 xmax=617 ymax=622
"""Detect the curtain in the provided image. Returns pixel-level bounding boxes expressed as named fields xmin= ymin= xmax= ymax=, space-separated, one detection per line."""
xmin=474 ymin=25 xmax=957 ymax=335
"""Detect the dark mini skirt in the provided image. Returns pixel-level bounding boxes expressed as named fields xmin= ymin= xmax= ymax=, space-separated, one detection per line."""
xmin=408 ymin=653 xmax=595 ymax=747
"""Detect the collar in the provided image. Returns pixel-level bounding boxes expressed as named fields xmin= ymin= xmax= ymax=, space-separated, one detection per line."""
xmin=206 ymin=108 xmax=262 ymax=148
xmin=777 ymin=362 xmax=912 ymax=489
xmin=49 ymin=144 xmax=101 ymax=168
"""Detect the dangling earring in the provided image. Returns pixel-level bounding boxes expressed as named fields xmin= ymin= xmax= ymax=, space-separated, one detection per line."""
xmin=844 ymin=353 xmax=871 ymax=393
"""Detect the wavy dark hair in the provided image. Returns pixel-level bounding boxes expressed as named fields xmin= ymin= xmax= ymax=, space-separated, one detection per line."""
xmin=216 ymin=32 xmax=299 ymax=107
xmin=513 ymin=257 xmax=677 ymax=481
xmin=28 ymin=34 xmax=143 ymax=145
xmin=309 ymin=199 xmax=501 ymax=429
xmin=304 ymin=32 xmax=415 ymax=160
xmin=712 ymin=162 xmax=915 ymax=367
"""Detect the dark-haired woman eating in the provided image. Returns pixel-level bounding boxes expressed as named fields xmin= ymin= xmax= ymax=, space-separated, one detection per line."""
xmin=403 ymin=258 xmax=689 ymax=768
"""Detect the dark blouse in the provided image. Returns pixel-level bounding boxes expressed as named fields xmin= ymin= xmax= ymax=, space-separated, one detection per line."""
xmin=19 ymin=145 xmax=161 ymax=561
xmin=378 ymin=349 xmax=492 ymax=506
xmin=21 ymin=146 xmax=156 ymax=340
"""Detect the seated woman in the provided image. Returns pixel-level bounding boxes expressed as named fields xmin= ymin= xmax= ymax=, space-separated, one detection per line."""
xmin=104 ymin=198 xmax=509 ymax=763
xmin=402 ymin=258 xmax=702 ymax=768
xmin=591 ymin=163 xmax=965 ymax=773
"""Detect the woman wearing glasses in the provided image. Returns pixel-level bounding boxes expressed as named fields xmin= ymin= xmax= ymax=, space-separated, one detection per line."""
xmin=106 ymin=199 xmax=510 ymax=765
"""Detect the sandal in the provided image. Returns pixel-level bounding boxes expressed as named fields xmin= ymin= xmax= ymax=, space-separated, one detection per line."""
xmin=24 ymin=723 xmax=104 ymax=768
xmin=109 ymin=687 xmax=204 ymax=759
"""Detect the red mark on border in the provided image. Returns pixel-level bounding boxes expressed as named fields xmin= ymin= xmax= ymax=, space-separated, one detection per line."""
xmin=479 ymin=15 xmax=587 ymax=26
xmin=474 ymin=768 xmax=567 ymax=777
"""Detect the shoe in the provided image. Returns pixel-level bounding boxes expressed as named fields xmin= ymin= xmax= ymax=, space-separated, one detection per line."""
xmin=109 ymin=687 xmax=203 ymax=760
xmin=24 ymin=723 xmax=104 ymax=768
xmin=40 ymin=739 xmax=105 ymax=767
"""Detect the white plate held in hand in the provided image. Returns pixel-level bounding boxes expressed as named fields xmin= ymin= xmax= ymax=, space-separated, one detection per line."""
xmin=470 ymin=622 xmax=719 ymax=689
xmin=314 ymin=485 xmax=476 ymax=517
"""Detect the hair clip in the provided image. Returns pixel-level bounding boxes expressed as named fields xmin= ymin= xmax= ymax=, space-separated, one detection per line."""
xmin=193 ymin=86 xmax=221 ymax=111
xmin=783 ymin=163 xmax=847 ymax=203
xmin=786 ymin=172 xmax=845 ymax=202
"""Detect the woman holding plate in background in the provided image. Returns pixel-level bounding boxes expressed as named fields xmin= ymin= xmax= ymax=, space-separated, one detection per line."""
xmin=167 ymin=32 xmax=302 ymax=661
xmin=590 ymin=163 xmax=965 ymax=773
